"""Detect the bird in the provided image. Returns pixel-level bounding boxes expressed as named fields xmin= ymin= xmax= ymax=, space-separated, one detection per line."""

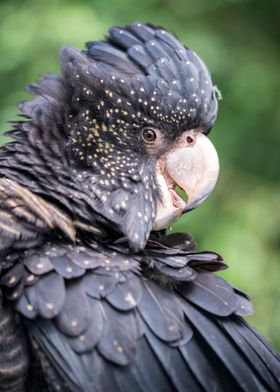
xmin=0 ymin=22 xmax=279 ymax=392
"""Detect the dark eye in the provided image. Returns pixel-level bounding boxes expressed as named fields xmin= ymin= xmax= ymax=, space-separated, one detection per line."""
xmin=142 ymin=128 xmax=157 ymax=143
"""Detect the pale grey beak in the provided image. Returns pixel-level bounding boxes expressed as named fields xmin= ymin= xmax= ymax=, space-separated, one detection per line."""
xmin=153 ymin=133 xmax=219 ymax=230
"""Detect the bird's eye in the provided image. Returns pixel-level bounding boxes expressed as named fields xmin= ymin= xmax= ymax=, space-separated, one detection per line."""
xmin=142 ymin=128 xmax=157 ymax=143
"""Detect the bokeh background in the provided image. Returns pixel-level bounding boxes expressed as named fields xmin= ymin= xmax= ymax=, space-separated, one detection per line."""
xmin=0 ymin=0 xmax=279 ymax=349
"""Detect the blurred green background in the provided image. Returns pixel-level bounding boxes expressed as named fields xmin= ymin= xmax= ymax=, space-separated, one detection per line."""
xmin=0 ymin=0 xmax=279 ymax=349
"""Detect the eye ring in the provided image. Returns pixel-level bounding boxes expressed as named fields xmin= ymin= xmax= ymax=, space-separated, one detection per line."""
xmin=142 ymin=128 xmax=157 ymax=143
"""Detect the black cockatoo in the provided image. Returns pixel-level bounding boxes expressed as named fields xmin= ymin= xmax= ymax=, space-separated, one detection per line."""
xmin=0 ymin=22 xmax=279 ymax=392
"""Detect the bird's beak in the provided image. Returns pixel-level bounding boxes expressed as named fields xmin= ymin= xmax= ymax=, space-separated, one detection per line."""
xmin=153 ymin=133 xmax=219 ymax=230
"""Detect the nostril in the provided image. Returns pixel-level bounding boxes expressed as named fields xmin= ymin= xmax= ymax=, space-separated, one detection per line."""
xmin=186 ymin=135 xmax=194 ymax=144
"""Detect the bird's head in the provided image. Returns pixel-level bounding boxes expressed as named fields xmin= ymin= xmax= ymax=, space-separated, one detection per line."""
xmin=9 ymin=23 xmax=220 ymax=251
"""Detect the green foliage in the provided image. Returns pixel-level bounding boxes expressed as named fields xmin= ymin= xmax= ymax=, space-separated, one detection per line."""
xmin=0 ymin=0 xmax=279 ymax=349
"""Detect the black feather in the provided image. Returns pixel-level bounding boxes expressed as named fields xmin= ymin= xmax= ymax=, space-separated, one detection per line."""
xmin=145 ymin=328 xmax=203 ymax=392
xmin=25 ymin=272 xmax=65 ymax=318
xmin=127 ymin=23 xmax=156 ymax=42
xmin=97 ymin=301 xmax=142 ymax=365
xmin=67 ymin=297 xmax=103 ymax=353
xmin=184 ymin=303 xmax=269 ymax=391
xmin=106 ymin=273 xmax=142 ymax=311
xmin=83 ymin=271 xmax=118 ymax=299
xmin=56 ymin=279 xmax=89 ymax=336
xmin=24 ymin=253 xmax=53 ymax=275
xmin=109 ymin=27 xmax=142 ymax=49
xmin=220 ymin=318 xmax=280 ymax=390
xmin=51 ymin=255 xmax=85 ymax=279
xmin=138 ymin=279 xmax=191 ymax=343
xmin=180 ymin=272 xmax=239 ymax=316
